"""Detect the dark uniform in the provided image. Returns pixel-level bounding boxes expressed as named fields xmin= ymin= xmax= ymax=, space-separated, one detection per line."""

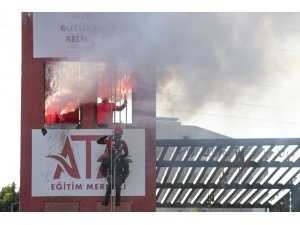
xmin=97 ymin=125 xmax=130 ymax=206
xmin=101 ymin=153 xmax=129 ymax=206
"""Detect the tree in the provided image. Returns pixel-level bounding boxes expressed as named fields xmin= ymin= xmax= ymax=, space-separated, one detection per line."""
xmin=0 ymin=182 xmax=19 ymax=212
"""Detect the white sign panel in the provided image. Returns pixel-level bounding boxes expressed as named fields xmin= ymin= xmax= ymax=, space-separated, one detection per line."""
xmin=33 ymin=12 xmax=115 ymax=58
xmin=32 ymin=129 xmax=145 ymax=196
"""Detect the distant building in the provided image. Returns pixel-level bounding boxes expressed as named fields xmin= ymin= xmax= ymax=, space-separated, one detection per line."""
xmin=156 ymin=117 xmax=230 ymax=140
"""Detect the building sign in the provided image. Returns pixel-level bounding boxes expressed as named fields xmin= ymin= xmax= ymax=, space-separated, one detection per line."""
xmin=32 ymin=129 xmax=145 ymax=196
xmin=32 ymin=12 xmax=117 ymax=58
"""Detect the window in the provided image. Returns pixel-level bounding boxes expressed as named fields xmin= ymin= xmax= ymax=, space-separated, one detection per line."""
xmin=44 ymin=61 xmax=132 ymax=128
xmin=96 ymin=66 xmax=132 ymax=127
xmin=44 ymin=61 xmax=81 ymax=127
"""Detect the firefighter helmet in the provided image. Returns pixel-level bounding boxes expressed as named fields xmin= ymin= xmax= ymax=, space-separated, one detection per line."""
xmin=113 ymin=124 xmax=123 ymax=135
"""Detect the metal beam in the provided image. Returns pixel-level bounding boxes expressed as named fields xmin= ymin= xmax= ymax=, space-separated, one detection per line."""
xmin=156 ymin=138 xmax=300 ymax=209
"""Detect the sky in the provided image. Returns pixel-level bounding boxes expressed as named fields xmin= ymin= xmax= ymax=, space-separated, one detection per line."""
xmin=156 ymin=12 xmax=300 ymax=138
xmin=0 ymin=10 xmax=21 ymax=189
xmin=0 ymin=0 xmax=300 ymax=208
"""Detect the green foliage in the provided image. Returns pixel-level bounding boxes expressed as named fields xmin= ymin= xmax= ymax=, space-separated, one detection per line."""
xmin=0 ymin=182 xmax=19 ymax=212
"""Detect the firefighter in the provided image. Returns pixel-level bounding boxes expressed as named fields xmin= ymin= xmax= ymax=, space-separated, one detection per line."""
xmin=97 ymin=96 xmax=127 ymax=128
xmin=97 ymin=124 xmax=130 ymax=206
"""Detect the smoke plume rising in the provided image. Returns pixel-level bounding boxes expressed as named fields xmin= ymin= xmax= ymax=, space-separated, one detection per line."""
xmin=44 ymin=13 xmax=300 ymax=121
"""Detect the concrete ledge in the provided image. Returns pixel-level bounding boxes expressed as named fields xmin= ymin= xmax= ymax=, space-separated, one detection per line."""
xmin=96 ymin=202 xmax=133 ymax=212
xmin=45 ymin=201 xmax=80 ymax=212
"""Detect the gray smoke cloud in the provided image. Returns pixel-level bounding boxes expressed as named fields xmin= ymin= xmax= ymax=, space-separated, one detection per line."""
xmin=45 ymin=12 xmax=300 ymax=120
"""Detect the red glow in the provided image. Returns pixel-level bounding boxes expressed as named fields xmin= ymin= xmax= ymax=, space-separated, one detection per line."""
xmin=45 ymin=109 xmax=79 ymax=124
xmin=44 ymin=61 xmax=132 ymax=125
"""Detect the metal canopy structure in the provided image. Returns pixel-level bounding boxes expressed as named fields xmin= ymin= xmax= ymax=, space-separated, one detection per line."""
xmin=156 ymin=138 xmax=300 ymax=210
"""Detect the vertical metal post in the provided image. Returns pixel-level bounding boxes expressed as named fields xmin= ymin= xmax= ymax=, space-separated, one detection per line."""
xmin=113 ymin=64 xmax=117 ymax=212
xmin=114 ymin=65 xmax=117 ymax=125
xmin=113 ymin=153 xmax=116 ymax=212
xmin=11 ymin=202 xmax=19 ymax=212
xmin=109 ymin=62 xmax=114 ymax=212
xmin=125 ymin=73 xmax=128 ymax=125
xmin=78 ymin=62 xmax=81 ymax=125
xmin=119 ymin=73 xmax=122 ymax=123
xmin=289 ymin=190 xmax=292 ymax=212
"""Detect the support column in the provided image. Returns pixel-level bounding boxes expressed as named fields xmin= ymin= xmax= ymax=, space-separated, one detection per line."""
xmin=291 ymin=186 xmax=300 ymax=212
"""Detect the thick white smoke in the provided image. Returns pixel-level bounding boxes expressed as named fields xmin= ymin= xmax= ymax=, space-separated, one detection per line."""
xmin=45 ymin=13 xmax=300 ymax=121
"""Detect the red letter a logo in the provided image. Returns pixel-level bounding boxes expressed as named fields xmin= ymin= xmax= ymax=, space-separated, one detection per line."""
xmin=47 ymin=137 xmax=80 ymax=179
